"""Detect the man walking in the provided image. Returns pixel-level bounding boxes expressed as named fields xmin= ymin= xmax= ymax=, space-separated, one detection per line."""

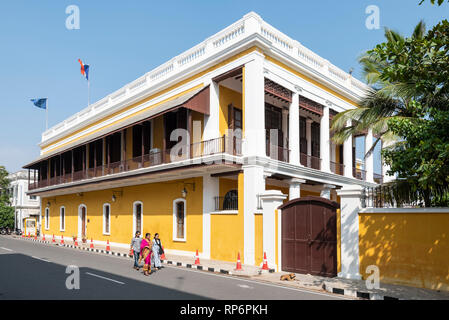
xmin=130 ymin=231 xmax=142 ymax=270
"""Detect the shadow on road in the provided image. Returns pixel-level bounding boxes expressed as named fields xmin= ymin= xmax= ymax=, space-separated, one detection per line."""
xmin=0 ymin=253 xmax=208 ymax=300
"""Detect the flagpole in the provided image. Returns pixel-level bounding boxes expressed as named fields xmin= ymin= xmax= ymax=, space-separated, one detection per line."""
xmin=88 ymin=79 xmax=90 ymax=107
xmin=46 ymin=98 xmax=48 ymax=130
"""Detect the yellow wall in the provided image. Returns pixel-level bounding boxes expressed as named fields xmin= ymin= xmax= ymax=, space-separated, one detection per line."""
xmin=41 ymin=177 xmax=203 ymax=253
xmin=218 ymin=85 xmax=242 ymax=136
xmin=359 ymin=211 xmax=449 ymax=291
xmin=210 ymin=173 xmax=244 ymax=263
xmin=152 ymin=117 xmax=164 ymax=150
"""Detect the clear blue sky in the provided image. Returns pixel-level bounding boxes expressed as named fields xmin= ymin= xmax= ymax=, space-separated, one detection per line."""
xmin=0 ymin=0 xmax=447 ymax=173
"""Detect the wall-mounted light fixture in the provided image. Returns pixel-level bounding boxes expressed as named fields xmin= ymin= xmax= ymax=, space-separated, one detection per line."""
xmin=46 ymin=197 xmax=56 ymax=207
xmin=112 ymin=190 xmax=123 ymax=202
xmin=181 ymin=182 xmax=195 ymax=198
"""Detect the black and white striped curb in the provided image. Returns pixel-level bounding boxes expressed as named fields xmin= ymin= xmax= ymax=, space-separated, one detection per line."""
xmin=17 ymin=236 xmax=276 ymax=276
xmin=323 ymin=283 xmax=401 ymax=300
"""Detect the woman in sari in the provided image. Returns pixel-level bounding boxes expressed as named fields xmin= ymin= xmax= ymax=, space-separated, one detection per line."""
xmin=139 ymin=233 xmax=152 ymax=276
xmin=152 ymin=233 xmax=163 ymax=270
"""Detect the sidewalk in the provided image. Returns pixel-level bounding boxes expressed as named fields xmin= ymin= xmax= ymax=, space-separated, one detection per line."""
xmin=16 ymin=235 xmax=449 ymax=300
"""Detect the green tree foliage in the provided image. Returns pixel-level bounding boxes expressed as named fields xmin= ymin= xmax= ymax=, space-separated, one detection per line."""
xmin=419 ymin=0 xmax=448 ymax=5
xmin=0 ymin=166 xmax=14 ymax=228
xmin=0 ymin=203 xmax=14 ymax=229
xmin=332 ymin=20 xmax=449 ymax=207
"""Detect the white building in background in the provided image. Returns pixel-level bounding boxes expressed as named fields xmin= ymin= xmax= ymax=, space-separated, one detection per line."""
xmin=7 ymin=170 xmax=40 ymax=231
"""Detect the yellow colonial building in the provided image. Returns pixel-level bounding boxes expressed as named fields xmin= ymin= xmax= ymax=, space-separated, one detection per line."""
xmin=25 ymin=12 xmax=385 ymax=276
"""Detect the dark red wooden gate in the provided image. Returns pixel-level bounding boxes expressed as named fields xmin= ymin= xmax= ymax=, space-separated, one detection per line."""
xmin=278 ymin=196 xmax=339 ymax=277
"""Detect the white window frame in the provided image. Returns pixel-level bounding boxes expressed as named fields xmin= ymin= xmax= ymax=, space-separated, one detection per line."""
xmin=133 ymin=201 xmax=143 ymax=236
xmin=103 ymin=203 xmax=111 ymax=235
xmin=45 ymin=207 xmax=50 ymax=230
xmin=78 ymin=204 xmax=87 ymax=239
xmin=59 ymin=206 xmax=65 ymax=232
xmin=173 ymin=198 xmax=186 ymax=242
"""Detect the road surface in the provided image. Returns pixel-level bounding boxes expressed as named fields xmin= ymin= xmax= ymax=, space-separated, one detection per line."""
xmin=0 ymin=236 xmax=346 ymax=300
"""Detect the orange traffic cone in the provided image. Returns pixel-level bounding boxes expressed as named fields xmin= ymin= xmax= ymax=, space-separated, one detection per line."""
xmin=235 ymin=252 xmax=242 ymax=270
xmin=61 ymin=235 xmax=64 ymax=245
xmin=28 ymin=232 xmax=30 ymax=238
xmin=194 ymin=249 xmax=200 ymax=265
xmin=106 ymin=240 xmax=111 ymax=251
xmin=52 ymin=234 xmax=55 ymax=243
xmin=262 ymin=252 xmax=269 ymax=270
xmin=160 ymin=246 xmax=166 ymax=260
xmin=34 ymin=234 xmax=37 ymax=240
xmin=42 ymin=234 xmax=45 ymax=241
xmin=90 ymin=238 xmax=94 ymax=249
xmin=74 ymin=237 xmax=78 ymax=246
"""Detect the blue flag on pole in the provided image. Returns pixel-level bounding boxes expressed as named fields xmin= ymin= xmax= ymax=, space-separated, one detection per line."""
xmin=31 ymin=98 xmax=47 ymax=110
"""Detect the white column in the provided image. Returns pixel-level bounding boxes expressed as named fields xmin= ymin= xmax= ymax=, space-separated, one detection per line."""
xmin=382 ymin=139 xmax=395 ymax=183
xmin=243 ymin=165 xmax=265 ymax=265
xmin=203 ymin=80 xmax=220 ymax=142
xmin=306 ymin=118 xmax=313 ymax=167
xmin=364 ymin=129 xmax=374 ymax=183
xmin=243 ymin=53 xmax=265 ymax=158
xmin=343 ymin=120 xmax=353 ymax=178
xmin=288 ymin=178 xmax=306 ymax=200
xmin=320 ymin=105 xmax=331 ymax=172
xmin=289 ymin=92 xmax=300 ymax=164
xmin=336 ymin=186 xmax=363 ymax=280
xmin=282 ymin=109 xmax=288 ymax=151
xmin=259 ymin=190 xmax=287 ymax=271
xmin=202 ymin=174 xmax=218 ymax=259
xmin=320 ymin=184 xmax=336 ymax=200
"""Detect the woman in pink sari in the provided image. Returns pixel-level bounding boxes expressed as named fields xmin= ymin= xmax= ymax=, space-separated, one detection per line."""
xmin=139 ymin=233 xmax=152 ymax=276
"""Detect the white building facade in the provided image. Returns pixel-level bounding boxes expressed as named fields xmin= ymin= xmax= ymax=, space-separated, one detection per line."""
xmin=8 ymin=170 xmax=40 ymax=231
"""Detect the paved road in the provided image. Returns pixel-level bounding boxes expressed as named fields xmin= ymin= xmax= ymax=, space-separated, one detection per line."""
xmin=0 ymin=236 xmax=345 ymax=300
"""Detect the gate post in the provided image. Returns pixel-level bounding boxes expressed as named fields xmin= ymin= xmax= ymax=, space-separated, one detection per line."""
xmin=336 ymin=185 xmax=363 ymax=280
xmin=259 ymin=190 xmax=287 ymax=271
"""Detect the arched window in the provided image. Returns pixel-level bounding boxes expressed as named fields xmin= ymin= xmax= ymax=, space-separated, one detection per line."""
xmin=223 ymin=190 xmax=238 ymax=210
xmin=173 ymin=199 xmax=186 ymax=241
xmin=45 ymin=208 xmax=50 ymax=230
xmin=133 ymin=201 xmax=143 ymax=236
xmin=60 ymin=207 xmax=65 ymax=231
xmin=103 ymin=204 xmax=111 ymax=235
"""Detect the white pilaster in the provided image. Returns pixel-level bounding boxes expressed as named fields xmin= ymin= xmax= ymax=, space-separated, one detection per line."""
xmin=364 ymin=129 xmax=374 ymax=183
xmin=320 ymin=184 xmax=336 ymax=200
xmin=288 ymin=178 xmax=306 ymax=200
xmin=243 ymin=165 xmax=265 ymax=265
xmin=336 ymin=186 xmax=363 ymax=280
xmin=259 ymin=190 xmax=287 ymax=270
xmin=203 ymin=80 xmax=220 ymax=142
xmin=320 ymin=105 xmax=330 ymax=172
xmin=289 ymin=92 xmax=300 ymax=164
xmin=243 ymin=53 xmax=266 ymax=158
xmin=282 ymin=109 xmax=288 ymax=151
xmin=343 ymin=120 xmax=353 ymax=178
xmin=202 ymin=174 xmax=218 ymax=259
xmin=306 ymin=118 xmax=313 ymax=167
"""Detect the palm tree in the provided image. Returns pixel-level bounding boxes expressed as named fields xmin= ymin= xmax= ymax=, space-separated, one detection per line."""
xmin=331 ymin=21 xmax=426 ymax=156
